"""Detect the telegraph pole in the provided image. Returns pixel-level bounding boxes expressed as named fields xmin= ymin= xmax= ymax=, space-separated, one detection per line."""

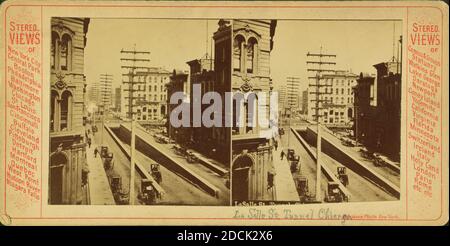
xmin=120 ymin=45 xmax=150 ymax=205
xmin=306 ymin=47 xmax=336 ymax=202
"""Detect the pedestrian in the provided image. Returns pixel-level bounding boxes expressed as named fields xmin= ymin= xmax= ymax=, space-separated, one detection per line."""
xmin=87 ymin=138 xmax=91 ymax=148
xmin=94 ymin=147 xmax=98 ymax=158
xmin=274 ymin=139 xmax=278 ymax=151
xmin=280 ymin=149 xmax=285 ymax=160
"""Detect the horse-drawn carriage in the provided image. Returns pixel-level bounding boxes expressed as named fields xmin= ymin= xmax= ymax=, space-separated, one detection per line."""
xmin=149 ymin=163 xmax=162 ymax=184
xmin=324 ymin=181 xmax=348 ymax=203
xmin=100 ymin=145 xmax=109 ymax=158
xmin=173 ymin=144 xmax=187 ymax=156
xmin=290 ymin=155 xmax=300 ymax=173
xmin=360 ymin=147 xmax=374 ymax=159
xmin=109 ymin=175 xmax=129 ymax=205
xmin=287 ymin=149 xmax=296 ymax=161
xmin=138 ymin=179 xmax=157 ymax=205
xmin=336 ymin=167 xmax=349 ymax=186
xmin=294 ymin=175 xmax=309 ymax=200
xmin=186 ymin=150 xmax=198 ymax=163
xmin=100 ymin=145 xmax=114 ymax=170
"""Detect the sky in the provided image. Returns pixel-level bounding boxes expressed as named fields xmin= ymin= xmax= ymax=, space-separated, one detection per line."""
xmin=84 ymin=18 xmax=219 ymax=90
xmin=84 ymin=19 xmax=402 ymax=92
xmin=271 ymin=20 xmax=402 ymax=92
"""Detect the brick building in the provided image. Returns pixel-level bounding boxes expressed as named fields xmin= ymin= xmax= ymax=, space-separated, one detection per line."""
xmin=354 ymin=61 xmax=401 ymax=161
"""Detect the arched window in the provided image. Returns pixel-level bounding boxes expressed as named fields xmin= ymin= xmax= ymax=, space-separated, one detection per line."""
xmin=60 ymin=34 xmax=72 ymax=71
xmin=233 ymin=35 xmax=245 ymax=72
xmin=60 ymin=91 xmax=72 ymax=130
xmin=51 ymin=32 xmax=59 ymax=69
xmin=247 ymin=38 xmax=257 ymax=74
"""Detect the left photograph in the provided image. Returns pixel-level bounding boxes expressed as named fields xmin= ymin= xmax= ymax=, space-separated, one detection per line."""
xmin=48 ymin=17 xmax=231 ymax=205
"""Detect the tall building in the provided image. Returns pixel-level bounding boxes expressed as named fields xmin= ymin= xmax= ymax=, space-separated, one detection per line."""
xmin=286 ymin=76 xmax=301 ymax=113
xmin=49 ymin=18 xmax=90 ymax=204
xmin=114 ymin=86 xmax=121 ymax=112
xmin=121 ymin=67 xmax=171 ymax=122
xmin=307 ymin=70 xmax=358 ymax=126
xmin=354 ymin=61 xmax=401 ymax=161
xmin=99 ymin=74 xmax=113 ymax=111
xmin=301 ymin=89 xmax=308 ymax=114
xmin=276 ymin=84 xmax=287 ymax=116
xmin=231 ymin=20 xmax=277 ymax=201
xmin=87 ymin=80 xmax=99 ymax=104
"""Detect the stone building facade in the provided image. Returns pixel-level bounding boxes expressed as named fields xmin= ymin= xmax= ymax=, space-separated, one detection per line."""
xmin=49 ymin=18 xmax=90 ymax=204
xmin=308 ymin=70 xmax=358 ymax=126
xmin=231 ymin=20 xmax=277 ymax=201
xmin=121 ymin=67 xmax=171 ymax=122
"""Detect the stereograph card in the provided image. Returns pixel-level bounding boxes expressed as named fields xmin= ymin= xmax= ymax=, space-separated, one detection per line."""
xmin=0 ymin=0 xmax=448 ymax=226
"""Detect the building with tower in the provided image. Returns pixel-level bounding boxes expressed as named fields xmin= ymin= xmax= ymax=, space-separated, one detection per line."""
xmin=49 ymin=17 xmax=90 ymax=204
xmin=231 ymin=20 xmax=277 ymax=201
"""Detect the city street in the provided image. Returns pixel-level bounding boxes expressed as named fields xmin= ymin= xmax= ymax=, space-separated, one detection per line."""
xmin=279 ymin=120 xmax=398 ymax=202
xmin=89 ymin=117 xmax=228 ymax=205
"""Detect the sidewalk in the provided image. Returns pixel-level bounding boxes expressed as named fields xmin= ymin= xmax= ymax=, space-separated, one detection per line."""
xmin=86 ymin=132 xmax=115 ymax=205
xmin=272 ymin=139 xmax=300 ymax=201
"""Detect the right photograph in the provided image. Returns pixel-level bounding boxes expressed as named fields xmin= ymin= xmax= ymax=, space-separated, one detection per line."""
xmin=231 ymin=20 xmax=402 ymax=205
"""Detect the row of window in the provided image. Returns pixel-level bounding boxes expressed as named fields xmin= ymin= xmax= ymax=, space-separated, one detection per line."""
xmin=323 ymin=79 xmax=356 ymax=87
xmin=133 ymin=85 xmax=166 ymax=93
xmin=323 ymin=87 xmax=353 ymax=95
xmin=322 ymin=96 xmax=354 ymax=104
xmin=323 ymin=118 xmax=347 ymax=124
xmin=136 ymin=94 xmax=167 ymax=101
xmin=137 ymin=108 xmax=158 ymax=114
xmin=136 ymin=76 xmax=169 ymax=83
xmin=233 ymin=35 xmax=258 ymax=74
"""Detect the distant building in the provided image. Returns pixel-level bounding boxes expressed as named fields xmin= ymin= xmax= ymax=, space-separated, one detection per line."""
xmin=121 ymin=67 xmax=171 ymax=122
xmin=354 ymin=61 xmax=401 ymax=161
xmin=308 ymin=70 xmax=358 ymax=126
xmin=99 ymin=74 xmax=113 ymax=111
xmin=286 ymin=76 xmax=301 ymax=114
xmin=301 ymin=89 xmax=308 ymax=114
xmin=49 ymin=17 xmax=90 ymax=204
xmin=114 ymin=86 xmax=121 ymax=112
xmin=87 ymin=81 xmax=99 ymax=104
xmin=276 ymin=85 xmax=287 ymax=116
